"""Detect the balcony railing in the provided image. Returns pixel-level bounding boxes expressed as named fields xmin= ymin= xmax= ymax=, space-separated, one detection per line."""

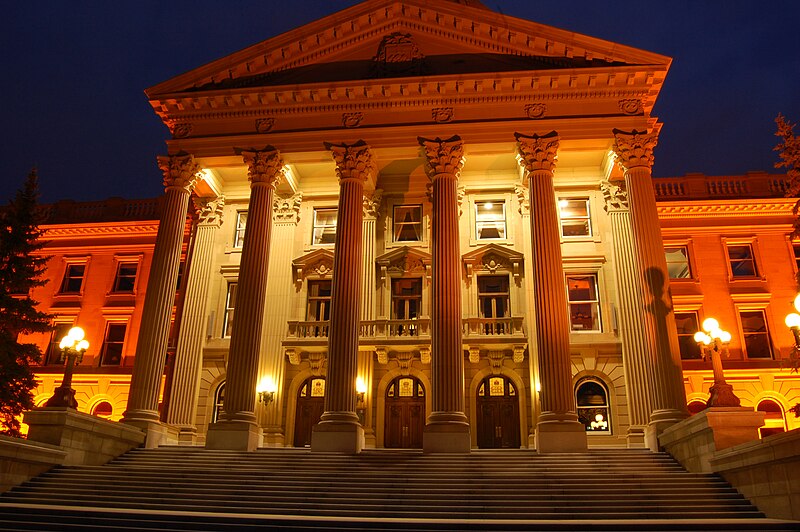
xmin=462 ymin=317 xmax=525 ymax=337
xmin=653 ymin=172 xmax=789 ymax=201
xmin=286 ymin=316 xmax=524 ymax=340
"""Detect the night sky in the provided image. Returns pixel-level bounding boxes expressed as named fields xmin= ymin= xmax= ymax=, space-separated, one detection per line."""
xmin=2 ymin=1 xmax=799 ymax=206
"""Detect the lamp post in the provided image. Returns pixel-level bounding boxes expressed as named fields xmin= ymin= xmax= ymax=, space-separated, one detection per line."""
xmin=44 ymin=326 xmax=89 ymax=409
xmin=693 ymin=318 xmax=741 ymax=408
xmin=784 ymin=293 xmax=800 ymax=371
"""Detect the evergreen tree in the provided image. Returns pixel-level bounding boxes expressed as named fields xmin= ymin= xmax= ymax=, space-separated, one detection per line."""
xmin=0 ymin=170 xmax=52 ymax=436
xmin=775 ymin=114 xmax=800 ymax=238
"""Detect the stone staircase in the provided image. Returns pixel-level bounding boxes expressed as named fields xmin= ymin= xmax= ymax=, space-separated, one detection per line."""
xmin=0 ymin=447 xmax=796 ymax=531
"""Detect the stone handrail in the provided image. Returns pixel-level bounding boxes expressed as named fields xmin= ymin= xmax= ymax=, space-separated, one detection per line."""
xmin=286 ymin=316 xmax=524 ymax=339
xmin=653 ymin=172 xmax=789 ymax=201
xmin=462 ymin=316 xmax=525 ymax=337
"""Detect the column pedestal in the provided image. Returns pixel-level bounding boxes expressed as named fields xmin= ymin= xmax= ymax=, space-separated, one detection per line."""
xmin=206 ymin=420 xmax=262 ymax=451
xmin=536 ymin=420 xmax=589 ymax=453
xmin=423 ymin=422 xmax=471 ymax=453
xmin=311 ymin=422 xmax=365 ymax=453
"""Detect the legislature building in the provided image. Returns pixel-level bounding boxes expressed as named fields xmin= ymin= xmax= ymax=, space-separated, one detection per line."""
xmin=25 ymin=0 xmax=800 ymax=454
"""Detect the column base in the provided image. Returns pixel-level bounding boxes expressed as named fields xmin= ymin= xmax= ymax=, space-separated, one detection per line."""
xmin=261 ymin=426 xmax=286 ymax=448
xmin=645 ymin=409 xmax=688 ymax=451
xmin=206 ymin=420 xmax=262 ymax=451
xmin=311 ymin=422 xmax=364 ymax=453
xmin=122 ymin=419 xmax=180 ymax=449
xmin=535 ymin=420 xmax=587 ymax=453
xmin=176 ymin=426 xmax=199 ymax=446
xmin=423 ymin=422 xmax=471 ymax=453
xmin=626 ymin=426 xmax=647 ymax=448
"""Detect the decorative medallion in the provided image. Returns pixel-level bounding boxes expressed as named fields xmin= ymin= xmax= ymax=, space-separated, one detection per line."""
xmin=524 ymin=103 xmax=547 ymax=119
xmin=255 ymin=118 xmax=276 ymax=133
xmin=171 ymin=123 xmax=193 ymax=139
xmin=432 ymin=107 xmax=454 ymax=123
xmin=373 ymin=32 xmax=424 ymax=63
xmin=342 ymin=112 xmax=364 ymax=128
xmin=618 ymin=99 xmax=643 ymax=116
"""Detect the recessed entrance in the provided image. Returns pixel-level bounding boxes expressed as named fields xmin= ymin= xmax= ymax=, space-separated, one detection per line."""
xmin=294 ymin=377 xmax=325 ymax=447
xmin=384 ymin=376 xmax=425 ymax=448
xmin=476 ymin=375 xmax=520 ymax=449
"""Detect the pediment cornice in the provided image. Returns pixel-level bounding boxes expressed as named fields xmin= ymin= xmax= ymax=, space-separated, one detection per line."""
xmin=292 ymin=248 xmax=335 ymax=285
xmin=462 ymin=243 xmax=524 ymax=283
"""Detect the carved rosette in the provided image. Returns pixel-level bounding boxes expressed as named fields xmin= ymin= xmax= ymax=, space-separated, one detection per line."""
xmin=515 ymin=183 xmax=530 ymax=215
xmin=363 ymin=188 xmax=383 ymax=219
xmin=193 ymin=195 xmax=225 ymax=227
xmin=241 ymin=148 xmax=285 ymax=188
xmin=324 ymin=140 xmax=375 ymax=183
xmin=600 ymin=180 xmax=629 ymax=212
xmin=273 ymin=192 xmax=303 ymax=224
xmin=255 ymin=118 xmax=276 ymax=133
xmin=515 ymin=131 xmax=560 ymax=174
xmin=342 ymin=112 xmax=364 ymax=128
xmin=612 ymin=129 xmax=657 ymax=171
xmin=432 ymin=107 xmax=454 ymax=123
xmin=169 ymin=122 xmax=193 ymax=139
xmin=525 ymin=103 xmax=547 ymax=119
xmin=157 ymin=153 xmax=202 ymax=192
xmin=618 ymin=99 xmax=643 ymax=116
xmin=418 ymin=136 xmax=465 ymax=179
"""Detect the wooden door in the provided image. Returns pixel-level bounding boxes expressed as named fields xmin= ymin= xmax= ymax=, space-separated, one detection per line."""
xmin=384 ymin=376 xmax=425 ymax=448
xmin=476 ymin=376 xmax=520 ymax=449
xmin=294 ymin=377 xmax=325 ymax=447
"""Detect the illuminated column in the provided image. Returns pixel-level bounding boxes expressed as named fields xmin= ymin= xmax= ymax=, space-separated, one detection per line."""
xmin=360 ymin=190 xmax=381 ymax=447
xmin=166 ymin=196 xmax=224 ymax=443
xmin=418 ymin=135 xmax=470 ymax=453
xmin=123 ymin=154 xmax=200 ymax=444
xmin=601 ymin=180 xmax=654 ymax=447
xmin=516 ymin=131 xmax=587 ymax=453
xmin=311 ymin=140 xmax=374 ymax=453
xmin=612 ymin=129 xmax=688 ymax=449
xmin=206 ymin=148 xmax=284 ymax=451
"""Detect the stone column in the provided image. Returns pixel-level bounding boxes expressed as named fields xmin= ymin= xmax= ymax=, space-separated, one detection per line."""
xmin=516 ymin=131 xmax=587 ymax=453
xmin=601 ymin=180 xmax=653 ymax=447
xmin=418 ymin=136 xmax=470 ymax=453
xmin=122 ymin=154 xmax=200 ymax=445
xmin=360 ymin=190 xmax=381 ymax=447
xmin=206 ymin=148 xmax=284 ymax=451
xmin=165 ymin=196 xmax=224 ymax=444
xmin=612 ymin=129 xmax=688 ymax=449
xmin=311 ymin=140 xmax=375 ymax=453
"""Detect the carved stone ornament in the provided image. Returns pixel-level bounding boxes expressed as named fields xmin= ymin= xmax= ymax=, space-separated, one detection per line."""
xmin=515 ymin=183 xmax=530 ymax=215
xmin=157 ymin=153 xmax=202 ymax=192
xmin=255 ymin=118 xmax=276 ymax=133
xmin=524 ymin=103 xmax=547 ymax=119
xmin=515 ymin=131 xmax=559 ymax=174
xmin=482 ymin=253 xmax=508 ymax=273
xmin=618 ymin=99 xmax=643 ymax=116
xmin=363 ymin=188 xmax=383 ymax=218
xmin=311 ymin=259 xmax=333 ymax=277
xmin=170 ymin=122 xmax=193 ymax=139
xmin=324 ymin=140 xmax=375 ymax=183
xmin=373 ymin=32 xmax=424 ymax=63
xmin=241 ymin=147 xmax=285 ymax=188
xmin=418 ymin=136 xmax=465 ymax=179
xmin=342 ymin=112 xmax=364 ymax=128
xmin=600 ymin=179 xmax=629 ymax=212
xmin=432 ymin=107 xmax=454 ymax=123
xmin=193 ymin=195 xmax=225 ymax=227
xmin=388 ymin=256 xmax=426 ymax=275
xmin=273 ymin=192 xmax=302 ymax=224
xmin=612 ymin=129 xmax=657 ymax=171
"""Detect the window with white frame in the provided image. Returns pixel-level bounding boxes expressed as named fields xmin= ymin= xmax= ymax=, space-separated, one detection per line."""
xmin=60 ymin=263 xmax=86 ymax=294
xmin=558 ymin=198 xmax=591 ymax=238
xmin=475 ymin=200 xmax=506 ymax=240
xmin=575 ymin=378 xmax=611 ymax=433
xmin=391 ymin=278 xmax=422 ymax=336
xmin=223 ymin=283 xmax=237 ymax=338
xmin=100 ymin=322 xmax=127 ymax=366
xmin=112 ymin=262 xmax=138 ymax=293
xmin=566 ymin=274 xmax=601 ymax=331
xmin=233 ymin=211 xmax=247 ymax=248
xmin=675 ymin=311 xmax=702 ymax=359
xmin=312 ymin=208 xmax=338 ymax=245
xmin=739 ymin=309 xmax=773 ymax=359
xmin=393 ymin=205 xmax=423 ymax=242
xmin=665 ymin=246 xmax=692 ymax=279
xmin=726 ymin=243 xmax=758 ymax=278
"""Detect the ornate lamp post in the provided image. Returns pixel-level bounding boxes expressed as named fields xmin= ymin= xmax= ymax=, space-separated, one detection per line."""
xmin=693 ymin=318 xmax=740 ymax=408
xmin=784 ymin=293 xmax=800 ymax=372
xmin=44 ymin=326 xmax=89 ymax=409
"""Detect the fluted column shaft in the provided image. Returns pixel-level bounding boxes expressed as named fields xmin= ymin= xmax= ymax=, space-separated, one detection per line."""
xmin=124 ymin=154 xmax=199 ymax=424
xmin=166 ymin=196 xmax=224 ymax=436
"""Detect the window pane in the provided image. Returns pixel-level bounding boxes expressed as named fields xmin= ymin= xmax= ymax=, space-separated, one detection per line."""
xmin=113 ymin=263 xmax=138 ymax=292
xmin=475 ymin=201 xmax=506 ymax=239
xmin=46 ymin=323 xmax=73 ymax=364
xmin=308 ymin=280 xmax=332 ymax=321
xmin=740 ymin=310 xmax=773 ymax=359
xmin=101 ymin=323 xmax=127 ymax=366
xmin=665 ymin=247 xmax=691 ymax=279
xmin=234 ymin=212 xmax=247 ymax=248
xmin=223 ymin=283 xmax=237 ymax=337
xmin=60 ymin=264 xmax=86 ymax=293
xmin=312 ymin=209 xmax=338 ymax=245
xmin=727 ymin=244 xmax=758 ymax=278
xmin=393 ymin=205 xmax=422 ymax=242
xmin=576 ymin=380 xmax=610 ymax=433
xmin=559 ymin=198 xmax=591 ymax=237
xmin=675 ymin=312 xmax=702 ymax=359
xmin=566 ymin=274 xmax=600 ymax=331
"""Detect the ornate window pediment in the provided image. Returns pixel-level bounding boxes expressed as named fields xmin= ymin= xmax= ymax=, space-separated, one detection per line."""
xmin=462 ymin=244 xmax=523 ymax=284
xmin=292 ymin=249 xmax=335 ymax=287
xmin=376 ymin=246 xmax=431 ymax=283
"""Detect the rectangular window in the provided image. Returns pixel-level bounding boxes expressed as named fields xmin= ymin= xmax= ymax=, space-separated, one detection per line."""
xmin=312 ymin=208 xmax=338 ymax=245
xmin=60 ymin=263 xmax=86 ymax=294
xmin=675 ymin=312 xmax=702 ymax=359
xmin=740 ymin=310 xmax=773 ymax=359
xmin=793 ymin=242 xmax=800 ymax=271
xmin=391 ymin=278 xmax=422 ymax=336
xmin=100 ymin=323 xmax=127 ymax=366
xmin=559 ymin=198 xmax=591 ymax=237
xmin=234 ymin=211 xmax=247 ymax=248
xmin=223 ymin=283 xmax=237 ymax=338
xmin=112 ymin=262 xmax=138 ymax=293
xmin=727 ymin=243 xmax=758 ymax=278
xmin=307 ymin=280 xmax=332 ymax=321
xmin=478 ymin=275 xmax=510 ymax=334
xmin=176 ymin=260 xmax=185 ymax=292
xmin=566 ymin=274 xmax=601 ymax=332
xmin=475 ymin=201 xmax=506 ymax=240
xmin=393 ymin=205 xmax=422 ymax=242
xmin=45 ymin=323 xmax=73 ymax=365
xmin=665 ymin=246 xmax=692 ymax=279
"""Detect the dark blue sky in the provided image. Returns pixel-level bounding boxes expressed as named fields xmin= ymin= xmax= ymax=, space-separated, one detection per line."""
xmin=2 ymin=1 xmax=799 ymax=205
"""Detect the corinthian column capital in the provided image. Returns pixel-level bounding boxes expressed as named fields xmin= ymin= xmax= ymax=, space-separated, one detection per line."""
xmin=600 ymin=180 xmax=629 ymax=213
xmin=324 ymin=140 xmax=375 ymax=183
xmin=273 ymin=192 xmax=303 ymax=224
xmin=515 ymin=131 xmax=559 ymax=174
xmin=193 ymin=195 xmax=225 ymax=227
xmin=612 ymin=129 xmax=657 ymax=171
xmin=363 ymin=188 xmax=383 ymax=219
xmin=417 ymin=135 xmax=464 ymax=179
xmin=157 ymin=153 xmax=202 ymax=192
xmin=241 ymin=147 xmax=285 ymax=188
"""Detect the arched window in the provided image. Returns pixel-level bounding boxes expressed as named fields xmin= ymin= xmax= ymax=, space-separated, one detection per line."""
xmin=92 ymin=401 xmax=113 ymax=418
xmin=757 ymin=399 xmax=786 ymax=438
xmin=575 ymin=378 xmax=611 ymax=433
xmin=212 ymin=381 xmax=225 ymax=423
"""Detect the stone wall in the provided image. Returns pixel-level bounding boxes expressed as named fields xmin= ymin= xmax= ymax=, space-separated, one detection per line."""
xmin=0 ymin=435 xmax=65 ymax=493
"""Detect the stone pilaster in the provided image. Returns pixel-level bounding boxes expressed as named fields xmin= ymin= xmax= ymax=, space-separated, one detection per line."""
xmin=311 ymin=140 xmax=375 ymax=453
xmin=612 ymin=129 xmax=688 ymax=449
xmin=601 ymin=179 xmax=652 ymax=447
xmin=206 ymin=148 xmax=284 ymax=451
xmin=166 ymin=195 xmax=225 ymax=444
xmin=516 ymin=131 xmax=587 ymax=453
xmin=360 ymin=190 xmax=381 ymax=447
xmin=122 ymin=153 xmax=201 ymax=446
xmin=418 ymin=135 xmax=470 ymax=453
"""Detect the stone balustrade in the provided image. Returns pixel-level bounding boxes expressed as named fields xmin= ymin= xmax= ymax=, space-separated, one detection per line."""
xmin=653 ymin=172 xmax=788 ymax=201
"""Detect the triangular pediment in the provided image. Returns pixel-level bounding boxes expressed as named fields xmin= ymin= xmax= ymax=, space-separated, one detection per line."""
xmin=292 ymin=248 xmax=335 ymax=285
xmin=462 ymin=243 xmax=524 ymax=282
xmin=147 ymin=0 xmax=669 ymax=98
xmin=376 ymin=246 xmax=431 ymax=278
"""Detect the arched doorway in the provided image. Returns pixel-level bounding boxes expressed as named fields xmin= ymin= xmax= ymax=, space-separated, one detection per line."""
xmin=476 ymin=375 xmax=520 ymax=448
xmin=294 ymin=377 xmax=325 ymax=447
xmin=384 ymin=376 xmax=425 ymax=448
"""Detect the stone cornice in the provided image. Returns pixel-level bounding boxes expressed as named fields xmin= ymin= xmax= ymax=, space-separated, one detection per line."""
xmin=657 ymin=199 xmax=795 ymax=220
xmin=42 ymin=222 xmax=161 ymax=240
